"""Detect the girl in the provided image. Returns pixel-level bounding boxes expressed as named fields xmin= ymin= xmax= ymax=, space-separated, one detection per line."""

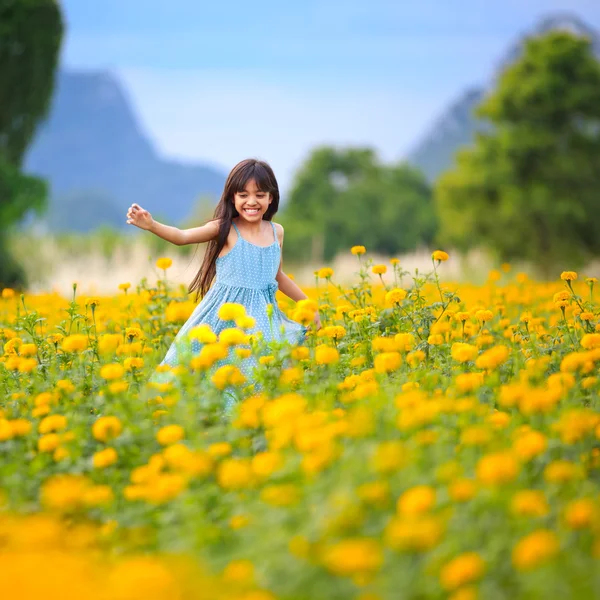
xmin=126 ymin=158 xmax=321 ymax=403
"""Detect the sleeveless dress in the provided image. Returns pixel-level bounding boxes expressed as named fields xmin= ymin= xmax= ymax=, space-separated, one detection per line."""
xmin=158 ymin=220 xmax=308 ymax=404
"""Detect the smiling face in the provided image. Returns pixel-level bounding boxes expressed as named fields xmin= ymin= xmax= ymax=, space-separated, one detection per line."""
xmin=233 ymin=178 xmax=272 ymax=222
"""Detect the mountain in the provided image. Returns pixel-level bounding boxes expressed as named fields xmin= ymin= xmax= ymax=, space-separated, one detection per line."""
xmin=407 ymin=13 xmax=600 ymax=183
xmin=24 ymin=70 xmax=227 ymax=230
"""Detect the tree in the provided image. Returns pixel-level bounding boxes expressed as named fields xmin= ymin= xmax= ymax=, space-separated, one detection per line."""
xmin=0 ymin=0 xmax=63 ymax=287
xmin=280 ymin=147 xmax=436 ymax=264
xmin=435 ymin=31 xmax=600 ymax=273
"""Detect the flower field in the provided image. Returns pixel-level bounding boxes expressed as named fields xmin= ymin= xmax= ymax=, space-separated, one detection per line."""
xmin=1 ymin=251 xmax=600 ymax=600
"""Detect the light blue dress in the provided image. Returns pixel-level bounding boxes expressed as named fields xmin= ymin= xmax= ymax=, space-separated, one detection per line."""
xmin=158 ymin=220 xmax=308 ymax=405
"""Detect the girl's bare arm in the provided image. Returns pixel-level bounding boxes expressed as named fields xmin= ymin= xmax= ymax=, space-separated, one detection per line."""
xmin=274 ymin=224 xmax=308 ymax=302
xmin=126 ymin=203 xmax=220 ymax=246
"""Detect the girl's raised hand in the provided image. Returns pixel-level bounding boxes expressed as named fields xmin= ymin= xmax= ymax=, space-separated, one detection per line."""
xmin=126 ymin=203 xmax=154 ymax=230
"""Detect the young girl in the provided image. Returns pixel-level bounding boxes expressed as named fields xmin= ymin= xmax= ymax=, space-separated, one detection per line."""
xmin=126 ymin=158 xmax=321 ymax=403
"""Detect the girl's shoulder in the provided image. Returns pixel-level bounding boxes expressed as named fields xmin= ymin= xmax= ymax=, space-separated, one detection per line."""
xmin=272 ymin=221 xmax=284 ymax=244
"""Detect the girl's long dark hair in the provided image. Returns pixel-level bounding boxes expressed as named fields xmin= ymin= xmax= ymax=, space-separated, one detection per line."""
xmin=188 ymin=158 xmax=280 ymax=301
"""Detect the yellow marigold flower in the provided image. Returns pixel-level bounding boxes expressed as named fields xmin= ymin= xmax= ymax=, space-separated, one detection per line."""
xmin=219 ymin=327 xmax=248 ymax=346
xmin=560 ymin=271 xmax=577 ymax=281
xmin=476 ymin=452 xmax=519 ymax=485
xmin=222 ymin=559 xmax=255 ymax=585
xmin=9 ymin=418 xmax=32 ymax=437
xmin=315 ymin=345 xmax=340 ymax=365
xmin=321 ymin=538 xmax=383 ymax=576
xmin=317 ymin=267 xmax=334 ymax=279
xmin=397 ymin=485 xmax=436 ymax=515
xmin=47 ymin=333 xmax=64 ymax=346
xmin=512 ymin=530 xmax=559 ymax=571
xmin=208 ymin=442 xmax=232 ymax=458
xmin=211 ymin=364 xmax=246 ymax=389
xmin=428 ymin=333 xmax=444 ymax=346
xmin=62 ymin=334 xmax=88 ymax=352
xmin=455 ymin=372 xmax=484 ymax=392
xmin=92 ymin=447 xmax=118 ymax=469
xmin=390 ymin=258 xmax=400 ymax=265
xmin=156 ymin=424 xmax=185 ymax=446
xmin=100 ymin=363 xmax=125 ymax=380
xmin=84 ymin=297 xmax=100 ymax=309
xmin=448 ymin=479 xmax=477 ymax=502
xmin=0 ymin=419 xmax=12 ymax=442
xmin=543 ymin=460 xmax=580 ymax=484
xmin=18 ymin=357 xmax=38 ymax=373
xmin=440 ymin=552 xmax=485 ymax=591
xmin=92 ymin=416 xmax=123 ymax=442
xmin=475 ymin=345 xmax=509 ymax=370
xmin=156 ymin=257 xmax=173 ymax=270
xmin=432 ymin=250 xmax=449 ymax=262
xmin=38 ymin=433 xmax=61 ymax=452
xmin=83 ymin=485 xmax=114 ymax=506
xmin=581 ymin=333 xmax=600 ymax=349
xmin=41 ymin=474 xmax=93 ymax=511
xmin=451 ymin=342 xmax=477 ymax=363
xmin=351 ymin=245 xmax=366 ymax=255
xmin=124 ymin=357 xmax=144 ymax=370
xmin=109 ymin=381 xmax=128 ymax=394
xmin=217 ymin=458 xmax=254 ymax=490
xmin=475 ymin=309 xmax=493 ymax=322
xmin=218 ymin=302 xmax=247 ymax=321
xmin=260 ymin=483 xmax=300 ymax=506
xmin=374 ymin=351 xmax=402 ymax=374
xmin=564 ymin=499 xmax=597 ymax=529
xmin=20 ymin=343 xmax=37 ymax=357
xmin=372 ymin=264 xmax=387 ymax=275
xmin=118 ymin=282 xmax=131 ymax=291
xmin=510 ymin=490 xmax=549 ymax=517
xmin=98 ymin=333 xmax=121 ymax=354
xmin=251 ymin=451 xmax=283 ymax=478
xmin=384 ymin=515 xmax=443 ymax=552
xmin=385 ymin=288 xmax=408 ymax=305
xmin=513 ymin=430 xmax=547 ymax=461
xmin=38 ymin=414 xmax=67 ymax=434
xmin=1 ymin=288 xmax=15 ymax=299
xmin=406 ymin=350 xmax=426 ymax=366
xmin=125 ymin=326 xmax=143 ymax=340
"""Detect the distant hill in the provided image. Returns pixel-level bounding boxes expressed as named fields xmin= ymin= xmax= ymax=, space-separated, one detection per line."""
xmin=407 ymin=13 xmax=600 ymax=183
xmin=24 ymin=70 xmax=227 ymax=230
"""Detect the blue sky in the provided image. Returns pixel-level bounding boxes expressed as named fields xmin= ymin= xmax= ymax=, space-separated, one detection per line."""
xmin=60 ymin=0 xmax=600 ymax=192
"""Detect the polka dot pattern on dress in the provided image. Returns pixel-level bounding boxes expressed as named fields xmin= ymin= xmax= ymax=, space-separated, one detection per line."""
xmin=157 ymin=220 xmax=308 ymax=396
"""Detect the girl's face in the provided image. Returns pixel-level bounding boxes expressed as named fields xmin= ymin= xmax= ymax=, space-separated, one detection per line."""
xmin=233 ymin=179 xmax=272 ymax=222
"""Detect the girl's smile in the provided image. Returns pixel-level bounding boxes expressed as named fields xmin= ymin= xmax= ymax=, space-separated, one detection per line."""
xmin=234 ymin=179 xmax=272 ymax=221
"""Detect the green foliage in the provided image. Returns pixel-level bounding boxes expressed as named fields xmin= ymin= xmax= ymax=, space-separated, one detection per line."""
xmin=0 ymin=0 xmax=63 ymax=286
xmin=281 ymin=147 xmax=436 ymax=264
xmin=435 ymin=31 xmax=600 ymax=272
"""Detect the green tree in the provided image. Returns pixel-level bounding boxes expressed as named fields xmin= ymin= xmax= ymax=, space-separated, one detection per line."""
xmin=281 ymin=147 xmax=436 ymax=264
xmin=435 ymin=31 xmax=600 ymax=273
xmin=0 ymin=0 xmax=63 ymax=287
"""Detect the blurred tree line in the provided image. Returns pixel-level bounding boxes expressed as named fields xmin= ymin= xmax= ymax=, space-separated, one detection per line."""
xmin=0 ymin=0 xmax=63 ymax=288
xmin=279 ymin=148 xmax=436 ymax=263
xmin=435 ymin=30 xmax=600 ymax=274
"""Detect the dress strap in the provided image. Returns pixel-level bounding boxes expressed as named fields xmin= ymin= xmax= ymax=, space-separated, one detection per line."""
xmin=231 ymin=221 xmax=240 ymax=235
xmin=270 ymin=220 xmax=277 ymax=244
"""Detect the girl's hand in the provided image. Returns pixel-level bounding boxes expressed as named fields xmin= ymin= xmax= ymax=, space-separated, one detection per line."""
xmin=126 ymin=203 xmax=154 ymax=230
xmin=313 ymin=311 xmax=322 ymax=331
